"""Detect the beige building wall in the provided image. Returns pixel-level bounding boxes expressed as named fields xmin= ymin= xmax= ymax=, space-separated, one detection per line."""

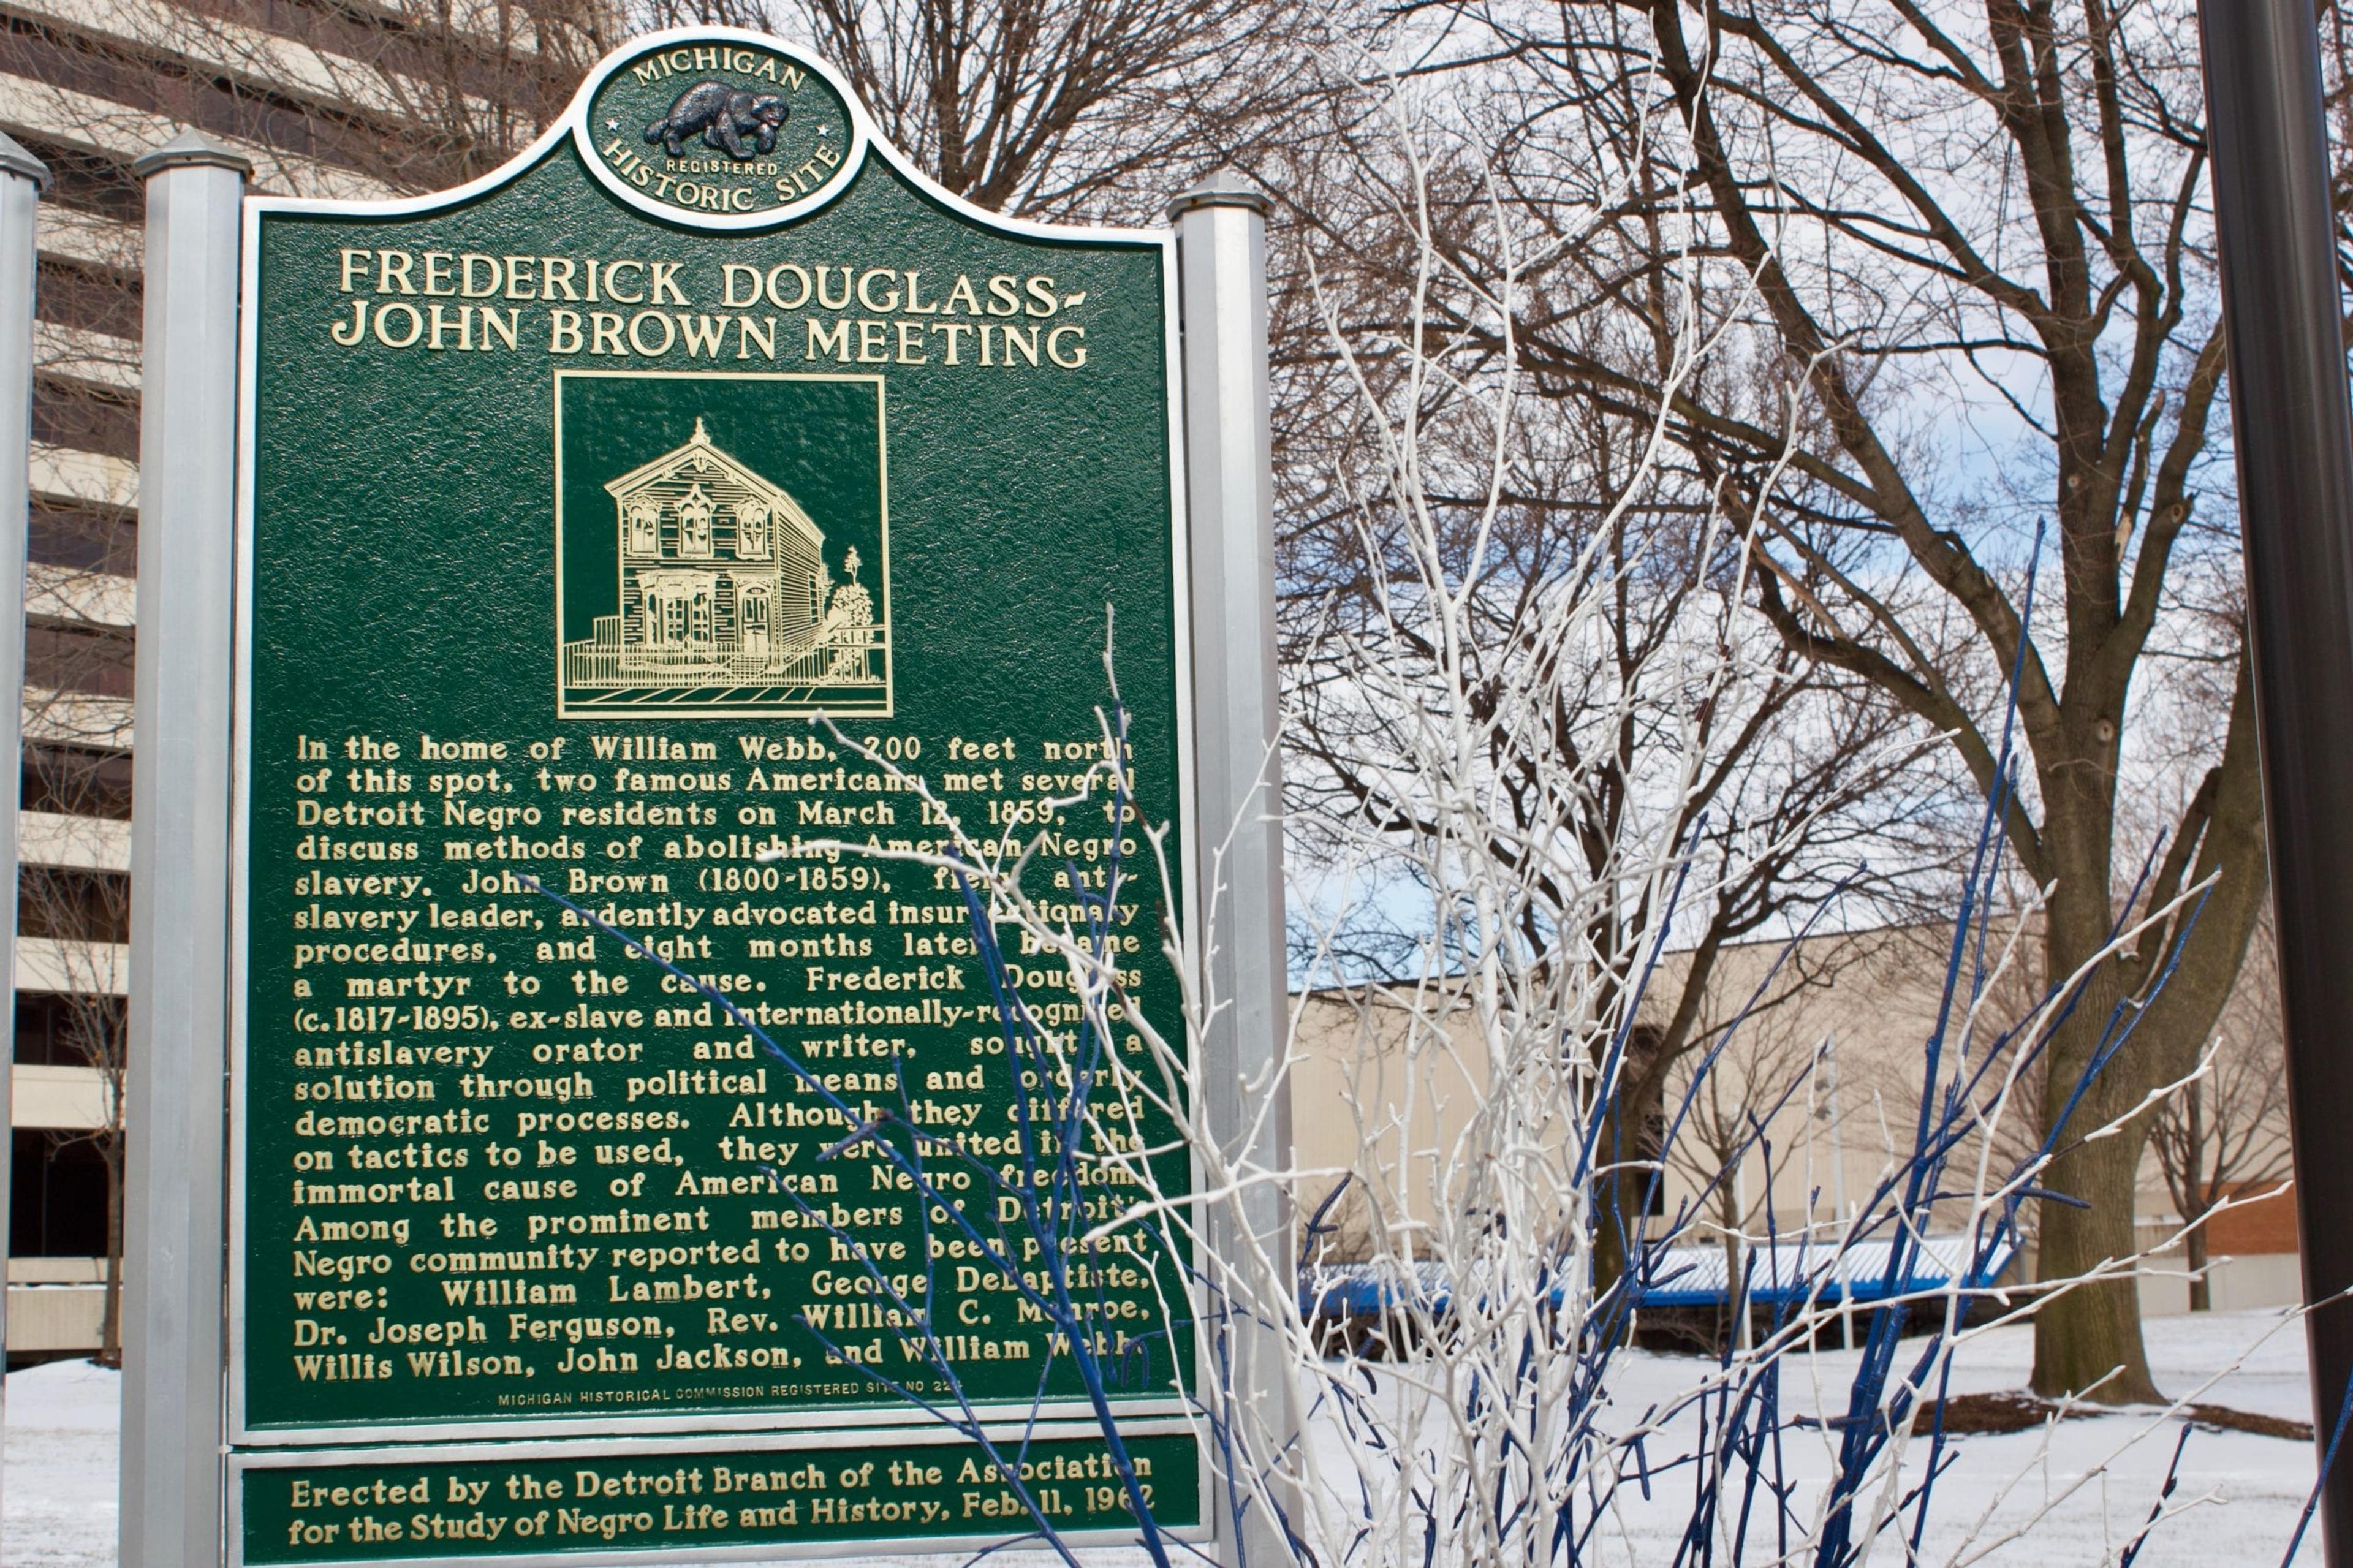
xmin=1287 ymin=922 xmax=2299 ymax=1316
xmin=1289 ymin=927 xmax=1950 ymax=1265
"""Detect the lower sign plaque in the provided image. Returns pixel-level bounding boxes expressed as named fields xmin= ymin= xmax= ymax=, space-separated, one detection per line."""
xmin=229 ymin=26 xmax=1202 ymax=1564
xmin=237 ymin=1431 xmax=1203 ymax=1562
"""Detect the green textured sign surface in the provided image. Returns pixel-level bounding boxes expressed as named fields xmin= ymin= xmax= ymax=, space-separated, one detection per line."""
xmin=242 ymin=1431 xmax=1201 ymax=1564
xmin=232 ymin=28 xmax=1196 ymax=1550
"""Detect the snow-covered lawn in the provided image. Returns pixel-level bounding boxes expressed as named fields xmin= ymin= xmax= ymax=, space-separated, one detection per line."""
xmin=0 ymin=1309 xmax=2324 ymax=1565
xmin=6 ymin=1354 xmax=116 ymax=1566
xmin=1583 ymin=1307 xmax=2326 ymax=1564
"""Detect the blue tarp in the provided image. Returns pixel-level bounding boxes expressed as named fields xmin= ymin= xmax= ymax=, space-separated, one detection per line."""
xmin=1300 ymin=1233 xmax=2016 ymax=1317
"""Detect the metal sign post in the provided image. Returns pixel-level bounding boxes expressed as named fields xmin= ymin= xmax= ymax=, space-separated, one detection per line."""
xmin=2197 ymin=3 xmax=2353 ymax=1558
xmin=1169 ymin=170 xmax=1298 ymax=1568
xmin=123 ymin=130 xmax=249 ymax=1568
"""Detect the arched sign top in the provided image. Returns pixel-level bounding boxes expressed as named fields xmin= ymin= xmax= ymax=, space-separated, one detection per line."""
xmin=571 ymin=29 xmax=871 ymax=230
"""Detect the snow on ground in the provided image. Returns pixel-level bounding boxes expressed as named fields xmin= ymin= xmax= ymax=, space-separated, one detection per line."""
xmin=1562 ymin=1308 xmax=2325 ymax=1565
xmin=0 ymin=1310 xmax=2325 ymax=1566
xmin=6 ymin=1357 xmax=120 ymax=1566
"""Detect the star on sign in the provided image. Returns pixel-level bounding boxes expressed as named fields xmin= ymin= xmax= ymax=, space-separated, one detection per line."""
xmin=605 ymin=117 xmax=620 ymax=131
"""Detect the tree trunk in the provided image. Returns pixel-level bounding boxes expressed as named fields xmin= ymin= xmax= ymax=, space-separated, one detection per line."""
xmin=1590 ymin=1026 xmax=1669 ymax=1304
xmin=2030 ymin=847 xmax=2162 ymax=1403
xmin=2031 ymin=1130 xmax=2157 ymax=1401
xmin=1718 ymin=1160 xmax=1748 ymax=1354
xmin=2029 ymin=648 xmax=2270 ymax=1399
xmin=1591 ymin=1074 xmax=1665 ymax=1300
xmin=99 ymin=1130 xmax=122 ymax=1368
xmin=2186 ymin=1080 xmax=2211 ymax=1314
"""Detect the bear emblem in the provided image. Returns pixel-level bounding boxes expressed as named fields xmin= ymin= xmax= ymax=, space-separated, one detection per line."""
xmin=644 ymin=80 xmax=787 ymax=161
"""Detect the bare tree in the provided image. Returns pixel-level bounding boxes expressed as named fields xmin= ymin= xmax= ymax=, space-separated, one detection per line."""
xmin=803 ymin=66 xmax=2230 ymax=1558
xmin=18 ymin=249 xmax=137 ymax=1362
xmin=1664 ymin=1013 xmax=1819 ymax=1352
xmin=1651 ymin=935 xmax=1930 ymax=1350
xmin=2148 ymin=917 xmax=2292 ymax=1312
xmin=18 ymin=832 xmax=130 ymax=1366
xmin=1270 ymin=74 xmax=1955 ymax=1293
xmin=644 ymin=0 xmax=1330 ymax=222
xmin=0 ymin=0 xmax=623 ymax=202
xmin=18 ymin=446 xmax=134 ymax=1361
xmin=1397 ymin=0 xmax=2268 ymax=1402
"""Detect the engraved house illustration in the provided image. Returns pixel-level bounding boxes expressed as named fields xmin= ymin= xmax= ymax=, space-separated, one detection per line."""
xmin=561 ymin=416 xmax=884 ymax=705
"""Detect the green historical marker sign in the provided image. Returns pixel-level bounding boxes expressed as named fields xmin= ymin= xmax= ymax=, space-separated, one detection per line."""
xmin=228 ymin=26 xmax=1203 ymax=1564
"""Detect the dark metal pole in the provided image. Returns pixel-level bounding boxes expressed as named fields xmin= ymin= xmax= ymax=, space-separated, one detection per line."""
xmin=2199 ymin=3 xmax=2353 ymax=1558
